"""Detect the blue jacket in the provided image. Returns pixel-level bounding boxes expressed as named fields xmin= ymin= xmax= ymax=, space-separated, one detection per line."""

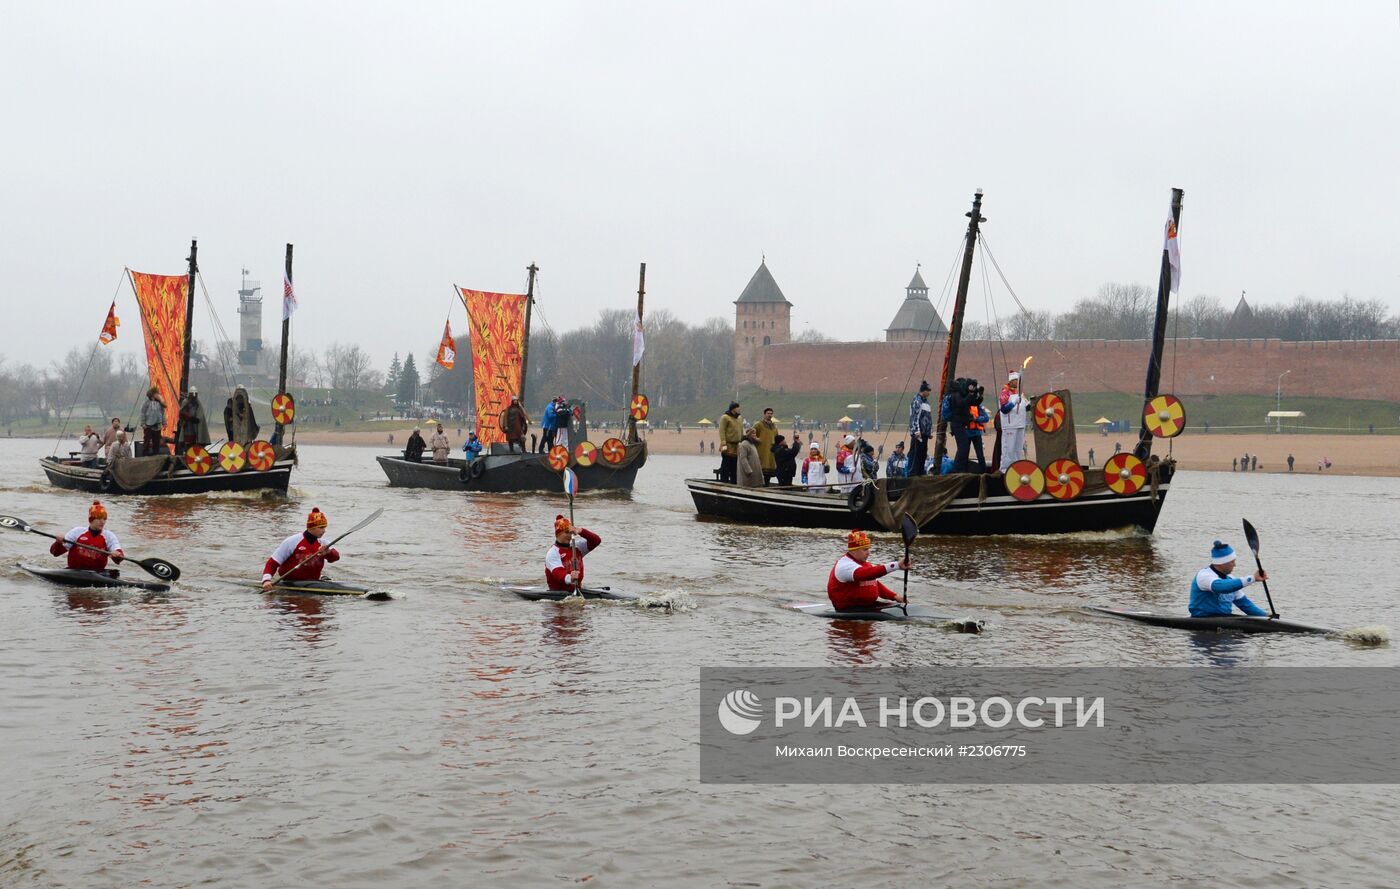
xmin=886 ymin=453 xmax=908 ymax=478
xmin=464 ymin=438 xmax=483 ymax=460
xmin=541 ymin=403 xmax=558 ymax=431
xmin=910 ymin=395 xmax=933 ymax=436
xmin=1188 ymin=567 xmax=1267 ymax=617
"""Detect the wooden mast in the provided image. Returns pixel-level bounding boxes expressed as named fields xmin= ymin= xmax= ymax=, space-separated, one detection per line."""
xmin=1135 ymin=188 xmax=1184 ymax=462
xmin=178 ymin=239 xmax=198 ymax=399
xmin=519 ymin=263 xmax=538 ymax=409
xmin=932 ymin=190 xmax=985 ymax=468
xmin=626 ymin=262 xmax=646 ymax=444
xmin=275 ymin=243 xmax=293 ymax=442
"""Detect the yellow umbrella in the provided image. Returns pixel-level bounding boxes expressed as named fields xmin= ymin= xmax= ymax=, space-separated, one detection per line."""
xmin=1093 ymin=417 xmax=1112 ymax=425
xmin=697 ymin=418 xmax=713 ymax=426
xmin=838 ymin=415 xmax=854 ymax=423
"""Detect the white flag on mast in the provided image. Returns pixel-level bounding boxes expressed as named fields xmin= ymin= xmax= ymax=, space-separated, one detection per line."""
xmin=1164 ymin=212 xmax=1181 ymax=295
xmin=632 ymin=313 xmax=645 ymax=367
xmin=283 ymin=271 xmax=298 ymax=320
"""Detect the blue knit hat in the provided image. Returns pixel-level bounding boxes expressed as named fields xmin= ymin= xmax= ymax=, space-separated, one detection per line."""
xmin=1210 ymin=540 xmax=1236 ymax=565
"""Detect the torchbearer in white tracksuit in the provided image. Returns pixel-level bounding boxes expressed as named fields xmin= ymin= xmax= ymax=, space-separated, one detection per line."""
xmin=997 ymin=371 xmax=1030 ymax=473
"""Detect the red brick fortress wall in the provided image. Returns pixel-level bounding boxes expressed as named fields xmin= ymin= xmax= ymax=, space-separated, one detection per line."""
xmin=754 ymin=338 xmax=1400 ymax=401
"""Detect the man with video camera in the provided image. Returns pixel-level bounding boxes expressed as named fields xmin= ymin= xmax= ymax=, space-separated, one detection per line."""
xmin=943 ymin=377 xmax=990 ymax=474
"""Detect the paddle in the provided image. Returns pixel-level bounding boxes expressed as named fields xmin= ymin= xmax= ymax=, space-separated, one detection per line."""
xmin=277 ymin=508 xmax=384 ymax=580
xmin=899 ymin=514 xmax=918 ymax=616
xmin=0 ymin=514 xmax=181 ymax=581
xmin=1241 ymin=518 xmax=1278 ymax=619
xmin=563 ymin=468 xmax=582 ymax=593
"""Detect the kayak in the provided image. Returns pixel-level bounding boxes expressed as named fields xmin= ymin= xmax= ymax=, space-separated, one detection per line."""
xmin=503 ymin=584 xmax=638 ymax=602
xmin=266 ymin=578 xmax=392 ymax=600
xmin=19 ymin=563 xmax=170 ymax=592
xmin=788 ymin=601 xmax=982 ymax=631
xmin=1084 ymin=605 xmax=1334 ymax=635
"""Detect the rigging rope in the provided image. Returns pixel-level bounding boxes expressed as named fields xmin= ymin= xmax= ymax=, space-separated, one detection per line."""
xmin=53 ymin=271 xmax=134 ymax=454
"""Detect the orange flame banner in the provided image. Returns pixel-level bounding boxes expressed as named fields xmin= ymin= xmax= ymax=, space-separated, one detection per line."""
xmin=129 ymin=270 xmax=189 ymax=440
xmin=98 ymin=300 xmax=120 ymax=345
xmin=458 ymin=287 xmax=528 ymax=446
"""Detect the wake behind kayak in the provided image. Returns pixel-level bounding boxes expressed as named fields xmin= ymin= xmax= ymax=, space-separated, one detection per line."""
xmin=19 ymin=563 xmax=171 ymax=593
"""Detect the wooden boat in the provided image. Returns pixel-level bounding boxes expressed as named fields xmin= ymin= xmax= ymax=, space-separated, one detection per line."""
xmin=377 ymin=263 xmax=650 ymax=494
xmin=686 ymin=189 xmax=1183 ymax=536
xmin=42 ymin=241 xmax=300 ymax=496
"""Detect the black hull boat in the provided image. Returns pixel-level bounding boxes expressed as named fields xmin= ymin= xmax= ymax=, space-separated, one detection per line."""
xmin=41 ymin=451 xmax=295 ymax=497
xmin=688 ymin=189 xmax=1189 ymax=539
xmin=377 ymin=442 xmax=646 ymax=494
xmin=687 ymin=461 xmax=1172 ymax=536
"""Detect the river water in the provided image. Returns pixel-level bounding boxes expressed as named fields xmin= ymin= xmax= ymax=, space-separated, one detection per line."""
xmin=1 ymin=439 xmax=1396 ymax=887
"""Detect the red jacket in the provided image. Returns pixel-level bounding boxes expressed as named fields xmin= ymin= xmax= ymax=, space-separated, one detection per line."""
xmin=545 ymin=528 xmax=601 ymax=591
xmin=263 ymin=532 xmax=340 ymax=582
xmin=827 ymin=554 xmax=900 ymax=610
xmin=50 ymin=527 xmax=123 ymax=571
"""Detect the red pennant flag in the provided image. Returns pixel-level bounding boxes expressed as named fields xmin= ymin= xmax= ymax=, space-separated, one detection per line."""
xmin=99 ymin=300 xmax=120 ymax=345
xmin=436 ymin=320 xmax=457 ymax=370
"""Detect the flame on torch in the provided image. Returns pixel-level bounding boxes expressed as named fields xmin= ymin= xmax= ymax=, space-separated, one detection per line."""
xmin=1022 ymin=355 xmax=1034 ymax=370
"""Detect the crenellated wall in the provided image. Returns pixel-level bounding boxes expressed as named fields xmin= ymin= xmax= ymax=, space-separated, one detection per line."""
xmin=753 ymin=338 xmax=1400 ymax=401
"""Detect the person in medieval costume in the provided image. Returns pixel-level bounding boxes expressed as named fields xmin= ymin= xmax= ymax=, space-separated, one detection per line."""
xmin=501 ymin=396 xmax=530 ymax=454
xmin=176 ymin=388 xmax=211 ymax=453
xmin=139 ymin=387 xmax=166 ymax=456
xmin=223 ymin=384 xmax=261 ymax=445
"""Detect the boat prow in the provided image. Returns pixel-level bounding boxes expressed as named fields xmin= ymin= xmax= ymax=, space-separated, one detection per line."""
xmin=1084 ymin=605 xmax=1334 ymax=636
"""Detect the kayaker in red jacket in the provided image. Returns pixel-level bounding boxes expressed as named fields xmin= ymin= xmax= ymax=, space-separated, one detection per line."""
xmin=49 ymin=500 xmax=124 ymax=572
xmin=827 ymin=529 xmax=909 ymax=611
xmin=545 ymin=515 xmax=601 ymax=591
xmin=261 ymin=507 xmax=340 ymax=590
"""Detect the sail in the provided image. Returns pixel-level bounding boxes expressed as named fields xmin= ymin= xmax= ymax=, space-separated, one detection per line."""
xmin=129 ymin=270 xmax=188 ymax=441
xmin=457 ymin=287 xmax=529 ymax=446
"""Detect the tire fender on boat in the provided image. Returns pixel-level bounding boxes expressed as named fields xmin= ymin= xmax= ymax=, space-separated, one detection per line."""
xmin=847 ymin=483 xmax=875 ymax=514
xmin=460 ymin=458 xmax=487 ymax=482
xmin=99 ymin=470 xmax=114 ymax=493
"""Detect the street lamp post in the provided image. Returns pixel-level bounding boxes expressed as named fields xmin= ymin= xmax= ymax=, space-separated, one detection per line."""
xmin=1276 ymin=370 xmax=1291 ymax=433
xmin=875 ymin=376 xmax=888 ymax=431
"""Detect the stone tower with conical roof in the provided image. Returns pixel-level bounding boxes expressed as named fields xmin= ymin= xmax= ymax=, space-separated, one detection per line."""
xmin=734 ymin=259 xmax=792 ymax=387
xmin=1222 ymin=293 xmax=1260 ymax=338
xmin=885 ymin=266 xmax=948 ymax=342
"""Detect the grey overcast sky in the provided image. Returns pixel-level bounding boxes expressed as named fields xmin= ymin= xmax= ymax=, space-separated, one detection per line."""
xmin=2 ymin=1 xmax=1397 ymax=370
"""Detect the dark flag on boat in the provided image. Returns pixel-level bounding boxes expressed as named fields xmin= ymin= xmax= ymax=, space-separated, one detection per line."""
xmin=436 ymin=320 xmax=457 ymax=370
xmin=98 ymin=300 xmax=119 ymax=345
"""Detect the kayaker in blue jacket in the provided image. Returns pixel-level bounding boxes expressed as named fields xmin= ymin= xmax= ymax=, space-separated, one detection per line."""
xmin=1189 ymin=540 xmax=1268 ymax=617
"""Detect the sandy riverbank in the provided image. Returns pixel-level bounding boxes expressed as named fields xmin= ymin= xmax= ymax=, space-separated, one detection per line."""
xmin=291 ymin=423 xmax=1400 ymax=477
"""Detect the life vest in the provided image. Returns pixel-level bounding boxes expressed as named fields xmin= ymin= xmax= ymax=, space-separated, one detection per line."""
xmin=968 ymin=405 xmax=986 ymax=433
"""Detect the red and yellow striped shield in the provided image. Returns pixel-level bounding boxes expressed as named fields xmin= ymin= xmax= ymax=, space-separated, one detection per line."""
xmin=1044 ymin=459 xmax=1085 ymax=500
xmin=1104 ymin=453 xmax=1147 ymax=495
xmin=271 ymin=393 xmax=296 ymax=425
xmin=246 ymin=440 xmax=276 ymax=471
xmin=601 ymin=437 xmax=627 ymax=465
xmin=1034 ymin=393 xmax=1065 ymax=433
xmin=573 ymin=441 xmax=598 ymax=467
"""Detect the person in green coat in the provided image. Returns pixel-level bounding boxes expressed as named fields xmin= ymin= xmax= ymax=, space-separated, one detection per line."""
xmin=752 ymin=407 xmax=779 ymax=485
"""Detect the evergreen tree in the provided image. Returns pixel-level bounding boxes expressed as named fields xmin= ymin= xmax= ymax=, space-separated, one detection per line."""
xmin=385 ymin=353 xmax=401 ymax=394
xmin=396 ymin=353 xmax=420 ymax=407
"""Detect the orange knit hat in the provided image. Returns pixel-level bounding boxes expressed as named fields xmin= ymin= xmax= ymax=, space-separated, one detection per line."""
xmin=88 ymin=500 xmax=107 ymax=521
xmin=846 ymin=529 xmax=871 ymax=551
xmin=555 ymin=514 xmax=572 ymax=535
xmin=306 ymin=507 xmax=328 ymax=529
